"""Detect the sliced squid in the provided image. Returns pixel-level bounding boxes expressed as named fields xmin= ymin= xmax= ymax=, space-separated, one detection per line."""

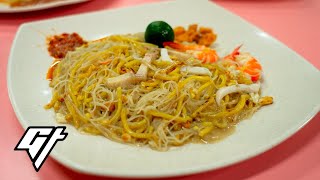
xmin=167 ymin=49 xmax=192 ymax=61
xmin=136 ymin=51 xmax=159 ymax=80
xmin=107 ymin=51 xmax=159 ymax=88
xmin=180 ymin=66 xmax=212 ymax=76
xmin=216 ymin=83 xmax=260 ymax=106
xmin=159 ymin=48 xmax=173 ymax=62
xmin=106 ymin=72 xmax=138 ymax=89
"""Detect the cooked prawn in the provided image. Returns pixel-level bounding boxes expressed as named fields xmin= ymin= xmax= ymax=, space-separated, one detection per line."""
xmin=223 ymin=45 xmax=242 ymax=61
xmin=224 ymin=45 xmax=262 ymax=82
xmin=163 ymin=41 xmax=219 ymax=63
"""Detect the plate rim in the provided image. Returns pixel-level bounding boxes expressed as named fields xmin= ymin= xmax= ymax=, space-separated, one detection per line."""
xmin=0 ymin=0 xmax=90 ymax=13
xmin=7 ymin=0 xmax=320 ymax=178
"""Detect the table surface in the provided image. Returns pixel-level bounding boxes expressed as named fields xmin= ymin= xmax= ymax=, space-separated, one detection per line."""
xmin=1 ymin=0 xmax=319 ymax=179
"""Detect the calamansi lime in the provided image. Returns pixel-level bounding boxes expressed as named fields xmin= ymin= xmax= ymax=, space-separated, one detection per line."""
xmin=145 ymin=21 xmax=174 ymax=47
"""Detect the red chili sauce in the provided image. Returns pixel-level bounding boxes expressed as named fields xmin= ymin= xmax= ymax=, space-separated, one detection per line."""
xmin=46 ymin=33 xmax=86 ymax=80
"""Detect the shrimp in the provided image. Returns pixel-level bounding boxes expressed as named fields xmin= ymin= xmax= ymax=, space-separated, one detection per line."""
xmin=163 ymin=42 xmax=219 ymax=63
xmin=223 ymin=45 xmax=242 ymax=61
xmin=224 ymin=45 xmax=262 ymax=82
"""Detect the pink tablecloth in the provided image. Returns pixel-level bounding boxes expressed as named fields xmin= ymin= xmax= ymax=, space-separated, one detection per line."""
xmin=1 ymin=0 xmax=319 ymax=179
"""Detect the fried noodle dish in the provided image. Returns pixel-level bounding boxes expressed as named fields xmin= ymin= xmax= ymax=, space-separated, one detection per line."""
xmin=45 ymin=23 xmax=273 ymax=151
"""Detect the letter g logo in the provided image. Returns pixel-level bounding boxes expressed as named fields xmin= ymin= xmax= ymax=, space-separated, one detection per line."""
xmin=14 ymin=126 xmax=68 ymax=171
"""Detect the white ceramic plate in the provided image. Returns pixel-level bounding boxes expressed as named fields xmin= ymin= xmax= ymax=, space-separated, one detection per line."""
xmin=0 ymin=0 xmax=90 ymax=13
xmin=7 ymin=0 xmax=320 ymax=178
